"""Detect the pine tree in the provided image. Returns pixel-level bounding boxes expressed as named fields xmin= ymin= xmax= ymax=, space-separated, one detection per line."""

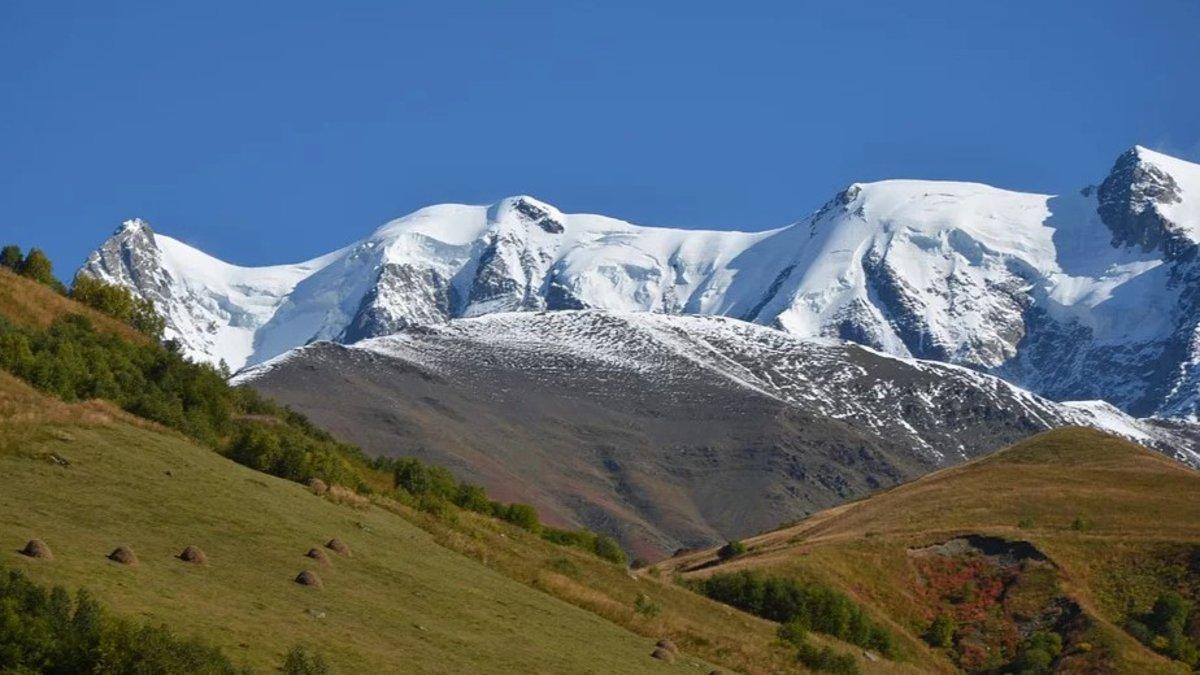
xmin=0 ymin=244 xmax=22 ymax=270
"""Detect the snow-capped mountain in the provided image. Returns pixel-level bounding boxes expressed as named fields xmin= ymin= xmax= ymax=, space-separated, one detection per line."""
xmin=234 ymin=310 xmax=1200 ymax=555
xmin=80 ymin=146 xmax=1200 ymax=417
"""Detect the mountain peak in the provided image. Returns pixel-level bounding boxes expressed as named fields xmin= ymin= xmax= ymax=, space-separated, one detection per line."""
xmin=491 ymin=195 xmax=565 ymax=234
xmin=1098 ymin=144 xmax=1196 ymax=258
xmin=118 ymin=217 xmax=151 ymax=233
xmin=110 ymin=218 xmax=155 ymax=241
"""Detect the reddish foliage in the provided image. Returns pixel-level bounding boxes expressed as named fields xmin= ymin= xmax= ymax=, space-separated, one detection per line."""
xmin=912 ymin=553 xmax=1024 ymax=670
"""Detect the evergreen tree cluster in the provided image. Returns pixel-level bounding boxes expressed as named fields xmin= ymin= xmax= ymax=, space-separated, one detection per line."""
xmin=695 ymin=570 xmax=894 ymax=656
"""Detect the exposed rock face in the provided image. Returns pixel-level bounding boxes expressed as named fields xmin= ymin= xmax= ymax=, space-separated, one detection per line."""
xmin=1098 ymin=147 xmax=1189 ymax=259
xmin=79 ymin=148 xmax=1200 ymax=419
xmin=340 ymin=263 xmax=457 ymax=343
xmin=236 ymin=311 xmax=1200 ymax=558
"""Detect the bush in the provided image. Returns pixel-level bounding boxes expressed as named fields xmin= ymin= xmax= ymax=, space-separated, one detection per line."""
xmin=393 ymin=458 xmax=457 ymax=499
xmin=282 ymin=645 xmax=330 ymax=674
xmin=633 ymin=593 xmax=661 ymax=617
xmin=1070 ymin=516 xmax=1086 ymax=531
xmin=502 ymin=503 xmax=541 ymax=533
xmin=717 ymin=540 xmax=747 ymax=560
xmin=925 ymin=614 xmax=956 ymax=648
xmin=453 ymin=482 xmax=492 ymax=513
xmin=796 ymin=640 xmax=859 ymax=674
xmin=1008 ymin=631 xmax=1063 ymax=674
xmin=778 ymin=618 xmax=808 ymax=646
xmin=591 ymin=534 xmax=627 ymax=565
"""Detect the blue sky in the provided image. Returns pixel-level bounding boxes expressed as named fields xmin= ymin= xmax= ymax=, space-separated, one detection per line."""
xmin=2 ymin=1 xmax=1198 ymax=273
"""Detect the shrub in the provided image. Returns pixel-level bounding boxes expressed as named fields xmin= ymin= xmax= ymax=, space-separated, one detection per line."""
xmin=1008 ymin=631 xmax=1063 ymax=674
xmin=717 ymin=540 xmax=747 ymax=560
xmin=453 ymin=482 xmax=492 ymax=513
xmin=548 ymin=557 xmax=581 ymax=578
xmin=502 ymin=503 xmax=541 ymax=533
xmin=1017 ymin=517 xmax=1034 ymax=529
xmin=634 ymin=593 xmax=662 ymax=617
xmin=591 ymin=534 xmax=627 ymax=565
xmin=796 ymin=640 xmax=859 ymax=674
xmin=393 ymin=458 xmax=457 ymax=499
xmin=925 ymin=614 xmax=956 ymax=648
xmin=778 ymin=618 xmax=808 ymax=646
xmin=415 ymin=494 xmax=456 ymax=520
xmin=282 ymin=645 xmax=331 ymax=674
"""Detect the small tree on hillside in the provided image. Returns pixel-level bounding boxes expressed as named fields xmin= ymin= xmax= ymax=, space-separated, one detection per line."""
xmin=18 ymin=247 xmax=59 ymax=288
xmin=717 ymin=540 xmax=747 ymax=560
xmin=502 ymin=503 xmax=541 ymax=533
xmin=0 ymin=244 xmax=22 ymax=270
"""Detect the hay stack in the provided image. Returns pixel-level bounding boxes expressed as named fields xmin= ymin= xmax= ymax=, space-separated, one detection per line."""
xmin=650 ymin=648 xmax=675 ymax=663
xmin=177 ymin=545 xmax=207 ymax=564
xmin=295 ymin=570 xmax=322 ymax=588
xmin=108 ymin=546 xmax=138 ymax=565
xmin=308 ymin=477 xmax=328 ymax=496
xmin=655 ymin=639 xmax=678 ymax=653
xmin=20 ymin=539 xmax=52 ymax=560
xmin=305 ymin=547 xmax=330 ymax=564
xmin=325 ymin=538 xmax=351 ymax=556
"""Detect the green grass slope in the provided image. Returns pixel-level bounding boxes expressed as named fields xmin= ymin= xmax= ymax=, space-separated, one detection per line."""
xmin=0 ymin=374 xmax=697 ymax=674
xmin=661 ymin=428 xmax=1200 ymax=673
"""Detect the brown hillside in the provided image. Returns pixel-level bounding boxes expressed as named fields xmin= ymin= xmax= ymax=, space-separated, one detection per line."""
xmin=0 ymin=267 xmax=145 ymax=342
xmin=661 ymin=428 xmax=1200 ymax=673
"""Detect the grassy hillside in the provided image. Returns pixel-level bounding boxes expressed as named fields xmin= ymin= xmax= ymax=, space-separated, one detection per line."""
xmin=660 ymin=428 xmax=1200 ymax=673
xmin=0 ymin=267 xmax=144 ymax=341
xmin=0 ymin=372 xmax=696 ymax=673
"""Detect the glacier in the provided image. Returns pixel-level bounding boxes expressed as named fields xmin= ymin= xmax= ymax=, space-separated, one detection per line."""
xmin=80 ymin=146 xmax=1200 ymax=418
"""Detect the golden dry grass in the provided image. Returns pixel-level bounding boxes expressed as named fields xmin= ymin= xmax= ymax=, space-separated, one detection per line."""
xmin=659 ymin=428 xmax=1200 ymax=673
xmin=0 ymin=268 xmax=145 ymax=341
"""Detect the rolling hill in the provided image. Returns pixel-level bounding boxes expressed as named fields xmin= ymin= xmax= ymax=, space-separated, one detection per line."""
xmin=659 ymin=428 xmax=1200 ymax=673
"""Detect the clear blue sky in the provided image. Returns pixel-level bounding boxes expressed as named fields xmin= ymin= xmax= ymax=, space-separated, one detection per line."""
xmin=2 ymin=1 xmax=1198 ymax=273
